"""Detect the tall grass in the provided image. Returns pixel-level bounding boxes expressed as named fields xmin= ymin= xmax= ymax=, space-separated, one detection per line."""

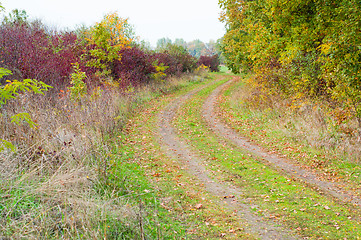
xmin=0 ymin=73 xmax=202 ymax=239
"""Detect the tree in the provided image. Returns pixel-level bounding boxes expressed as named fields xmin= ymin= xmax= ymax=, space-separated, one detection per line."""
xmin=174 ymin=38 xmax=187 ymax=47
xmin=219 ymin=0 xmax=361 ymax=133
xmin=2 ymin=9 xmax=28 ymax=25
xmin=84 ymin=12 xmax=134 ymax=77
xmin=156 ymin=37 xmax=172 ymax=50
xmin=187 ymin=39 xmax=206 ymax=58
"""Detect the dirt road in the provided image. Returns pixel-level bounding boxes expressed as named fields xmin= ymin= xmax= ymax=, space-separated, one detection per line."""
xmin=128 ymin=73 xmax=361 ymax=239
xmin=158 ymin=78 xmax=300 ymax=239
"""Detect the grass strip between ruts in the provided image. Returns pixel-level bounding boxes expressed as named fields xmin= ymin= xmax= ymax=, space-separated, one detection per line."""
xmin=172 ymin=72 xmax=361 ymax=239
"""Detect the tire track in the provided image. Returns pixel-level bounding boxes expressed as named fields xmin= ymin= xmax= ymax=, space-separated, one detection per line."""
xmin=202 ymin=77 xmax=361 ymax=208
xmin=158 ymin=79 xmax=300 ymax=240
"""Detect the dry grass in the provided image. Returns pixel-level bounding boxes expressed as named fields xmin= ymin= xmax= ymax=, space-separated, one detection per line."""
xmin=0 ymin=74 xmax=199 ymax=239
xmin=229 ymin=75 xmax=361 ymax=162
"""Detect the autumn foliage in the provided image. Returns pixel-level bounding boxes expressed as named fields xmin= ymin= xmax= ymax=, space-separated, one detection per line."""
xmin=198 ymin=54 xmax=220 ymax=72
xmin=0 ymin=21 xmax=81 ymax=87
xmin=0 ymin=11 xmax=200 ymax=90
xmin=219 ymin=0 xmax=361 ymax=131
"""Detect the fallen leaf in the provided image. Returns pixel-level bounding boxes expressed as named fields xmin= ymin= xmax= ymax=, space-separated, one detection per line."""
xmin=195 ymin=203 xmax=203 ymax=209
xmin=223 ymin=195 xmax=235 ymax=199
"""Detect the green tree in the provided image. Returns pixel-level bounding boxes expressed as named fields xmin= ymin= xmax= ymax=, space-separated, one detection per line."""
xmin=219 ymin=0 xmax=361 ymax=132
xmin=187 ymin=39 xmax=206 ymax=58
xmin=174 ymin=38 xmax=187 ymax=48
xmin=2 ymin=8 xmax=28 ymax=25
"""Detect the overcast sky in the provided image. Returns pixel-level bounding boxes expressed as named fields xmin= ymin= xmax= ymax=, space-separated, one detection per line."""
xmin=1 ymin=0 xmax=225 ymax=47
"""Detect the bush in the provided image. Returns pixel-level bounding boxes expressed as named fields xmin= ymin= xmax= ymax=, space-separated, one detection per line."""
xmin=113 ymin=46 xmax=156 ymax=87
xmin=162 ymin=43 xmax=197 ymax=73
xmin=151 ymin=52 xmax=181 ymax=76
xmin=0 ymin=21 xmax=82 ymax=87
xmin=83 ymin=12 xmax=134 ymax=77
xmin=198 ymin=54 xmax=220 ymax=72
xmin=0 ymin=10 xmax=199 ymax=92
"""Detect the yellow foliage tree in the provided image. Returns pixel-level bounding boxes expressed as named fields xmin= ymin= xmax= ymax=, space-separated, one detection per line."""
xmin=85 ymin=12 xmax=134 ymax=76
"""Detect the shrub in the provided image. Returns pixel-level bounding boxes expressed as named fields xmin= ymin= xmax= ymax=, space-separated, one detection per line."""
xmin=68 ymin=63 xmax=88 ymax=101
xmin=151 ymin=52 xmax=181 ymax=76
xmin=198 ymin=54 xmax=220 ymax=72
xmin=0 ymin=20 xmax=82 ymax=87
xmin=0 ymin=67 xmax=51 ymax=151
xmin=0 ymin=9 xmax=198 ymax=92
xmin=113 ymin=46 xmax=156 ymax=87
xmin=162 ymin=43 xmax=197 ymax=73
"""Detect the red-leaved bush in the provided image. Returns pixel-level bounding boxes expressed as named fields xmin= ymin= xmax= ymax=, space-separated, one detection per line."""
xmin=160 ymin=44 xmax=197 ymax=74
xmin=198 ymin=54 xmax=220 ymax=72
xmin=0 ymin=18 xmax=200 ymax=90
xmin=151 ymin=52 xmax=182 ymax=76
xmin=0 ymin=21 xmax=83 ymax=87
xmin=113 ymin=46 xmax=156 ymax=87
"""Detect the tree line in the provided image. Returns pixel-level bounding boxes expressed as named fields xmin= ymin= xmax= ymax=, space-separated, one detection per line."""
xmin=0 ymin=7 xmax=221 ymax=91
xmin=219 ymin=0 xmax=361 ymax=131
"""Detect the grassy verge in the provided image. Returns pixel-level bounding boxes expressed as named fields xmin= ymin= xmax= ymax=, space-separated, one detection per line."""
xmin=217 ymin=76 xmax=361 ymax=195
xmin=172 ymin=72 xmax=361 ymax=239
xmin=1 ymin=72 xmax=242 ymax=239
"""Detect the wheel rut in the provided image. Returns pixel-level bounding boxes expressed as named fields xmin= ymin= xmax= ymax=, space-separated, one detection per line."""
xmin=158 ymin=79 xmax=300 ymax=240
xmin=202 ymin=77 xmax=361 ymax=208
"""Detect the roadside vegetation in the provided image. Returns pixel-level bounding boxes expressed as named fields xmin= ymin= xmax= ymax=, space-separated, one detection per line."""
xmin=2 ymin=0 xmax=361 ymax=239
xmin=219 ymin=0 xmax=361 ymax=161
xmin=218 ymin=0 xmax=361 ymax=192
xmin=218 ymin=76 xmax=361 ymax=194
xmin=0 ymin=3 xmax=221 ymax=239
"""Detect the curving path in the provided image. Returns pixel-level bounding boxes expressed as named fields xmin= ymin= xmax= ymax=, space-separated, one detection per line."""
xmin=158 ymin=79 xmax=300 ymax=240
xmin=202 ymin=77 xmax=361 ymax=208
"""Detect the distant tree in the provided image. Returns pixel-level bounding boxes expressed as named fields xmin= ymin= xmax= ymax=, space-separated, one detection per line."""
xmin=174 ymin=38 xmax=187 ymax=47
xmin=205 ymin=40 xmax=217 ymax=55
xmin=187 ymin=39 xmax=206 ymax=58
xmin=2 ymin=9 xmax=28 ymax=25
xmin=156 ymin=37 xmax=172 ymax=50
xmin=137 ymin=40 xmax=152 ymax=51
xmin=215 ymin=38 xmax=225 ymax=64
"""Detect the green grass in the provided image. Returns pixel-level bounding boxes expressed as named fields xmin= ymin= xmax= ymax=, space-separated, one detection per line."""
xmin=171 ymin=73 xmax=361 ymax=239
xmin=104 ymin=75 xmax=255 ymax=239
xmin=219 ymin=65 xmax=230 ymax=73
xmin=218 ymin=77 xmax=361 ymax=194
